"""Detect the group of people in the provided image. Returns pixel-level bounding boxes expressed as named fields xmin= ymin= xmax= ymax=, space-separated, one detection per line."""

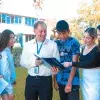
xmin=0 ymin=20 xmax=100 ymax=100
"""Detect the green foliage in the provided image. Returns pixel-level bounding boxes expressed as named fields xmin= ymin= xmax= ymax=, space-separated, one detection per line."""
xmin=77 ymin=0 xmax=100 ymax=26
xmin=67 ymin=0 xmax=100 ymax=43
xmin=12 ymin=47 xmax=22 ymax=67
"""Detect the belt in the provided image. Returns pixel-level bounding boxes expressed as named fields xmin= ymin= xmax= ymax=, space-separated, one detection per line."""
xmin=29 ymin=75 xmax=51 ymax=79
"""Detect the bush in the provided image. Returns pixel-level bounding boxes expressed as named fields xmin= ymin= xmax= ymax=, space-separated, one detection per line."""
xmin=12 ymin=47 xmax=23 ymax=67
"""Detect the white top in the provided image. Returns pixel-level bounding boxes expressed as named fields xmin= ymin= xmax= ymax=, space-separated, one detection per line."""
xmin=20 ymin=39 xmax=60 ymax=76
xmin=0 ymin=78 xmax=8 ymax=94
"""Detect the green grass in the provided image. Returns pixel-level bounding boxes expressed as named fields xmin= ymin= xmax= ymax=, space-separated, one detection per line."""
xmin=14 ymin=67 xmax=82 ymax=100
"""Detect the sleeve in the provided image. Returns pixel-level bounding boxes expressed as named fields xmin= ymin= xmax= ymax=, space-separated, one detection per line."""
xmin=0 ymin=51 xmax=13 ymax=94
xmin=72 ymin=39 xmax=80 ymax=55
xmin=72 ymin=51 xmax=100 ymax=68
xmin=20 ymin=43 xmax=36 ymax=69
xmin=53 ymin=42 xmax=60 ymax=61
xmin=6 ymin=84 xmax=13 ymax=94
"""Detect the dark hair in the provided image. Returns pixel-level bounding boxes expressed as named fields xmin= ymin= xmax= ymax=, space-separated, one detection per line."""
xmin=33 ymin=20 xmax=47 ymax=29
xmin=56 ymin=20 xmax=69 ymax=32
xmin=97 ymin=25 xmax=100 ymax=48
xmin=84 ymin=27 xmax=97 ymax=38
xmin=97 ymin=25 xmax=100 ymax=30
xmin=0 ymin=29 xmax=14 ymax=52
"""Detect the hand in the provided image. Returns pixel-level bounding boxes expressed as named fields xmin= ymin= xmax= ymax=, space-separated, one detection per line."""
xmin=35 ymin=59 xmax=43 ymax=66
xmin=53 ymin=81 xmax=59 ymax=91
xmin=13 ymin=81 xmax=16 ymax=85
xmin=64 ymin=62 xmax=72 ymax=68
xmin=51 ymin=67 xmax=59 ymax=75
xmin=65 ymin=84 xmax=72 ymax=93
xmin=8 ymin=94 xmax=15 ymax=100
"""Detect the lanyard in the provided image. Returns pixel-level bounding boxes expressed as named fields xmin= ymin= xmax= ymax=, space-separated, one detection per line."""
xmin=36 ymin=40 xmax=44 ymax=54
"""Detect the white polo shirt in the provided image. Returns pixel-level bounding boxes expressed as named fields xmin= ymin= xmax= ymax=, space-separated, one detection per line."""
xmin=20 ymin=39 xmax=60 ymax=76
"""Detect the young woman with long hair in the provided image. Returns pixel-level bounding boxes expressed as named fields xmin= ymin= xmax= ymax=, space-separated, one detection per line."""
xmin=0 ymin=29 xmax=16 ymax=100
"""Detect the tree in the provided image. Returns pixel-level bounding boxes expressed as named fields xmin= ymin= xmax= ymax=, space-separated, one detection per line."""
xmin=33 ymin=0 xmax=43 ymax=10
xmin=77 ymin=0 xmax=100 ymax=26
xmin=69 ymin=18 xmax=83 ymax=43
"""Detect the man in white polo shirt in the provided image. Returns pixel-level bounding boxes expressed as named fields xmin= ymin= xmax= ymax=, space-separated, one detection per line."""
xmin=20 ymin=20 xmax=60 ymax=100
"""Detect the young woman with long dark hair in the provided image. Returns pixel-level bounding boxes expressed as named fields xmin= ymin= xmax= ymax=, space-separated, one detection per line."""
xmin=0 ymin=29 xmax=16 ymax=100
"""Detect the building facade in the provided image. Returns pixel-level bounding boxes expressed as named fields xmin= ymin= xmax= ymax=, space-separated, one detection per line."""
xmin=0 ymin=12 xmax=38 ymax=47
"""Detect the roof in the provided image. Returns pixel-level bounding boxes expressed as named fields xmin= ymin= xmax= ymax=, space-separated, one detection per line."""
xmin=0 ymin=0 xmax=37 ymax=18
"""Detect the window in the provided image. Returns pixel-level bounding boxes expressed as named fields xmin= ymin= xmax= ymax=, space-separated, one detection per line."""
xmin=29 ymin=35 xmax=32 ymax=40
xmin=28 ymin=18 xmax=31 ymax=26
xmin=25 ymin=17 xmax=37 ymax=26
xmin=6 ymin=15 xmax=11 ymax=24
xmin=0 ymin=14 xmax=1 ymax=23
xmin=0 ymin=13 xmax=38 ymax=26
xmin=15 ymin=16 xmax=19 ymax=24
xmin=32 ymin=35 xmax=35 ymax=39
xmin=19 ymin=16 xmax=22 ymax=24
xmin=25 ymin=35 xmax=29 ymax=42
xmin=25 ymin=17 xmax=27 ymax=25
xmin=11 ymin=15 xmax=14 ymax=24
xmin=25 ymin=35 xmax=35 ymax=42
xmin=2 ymin=14 xmax=6 ymax=23
xmin=25 ymin=17 xmax=31 ymax=26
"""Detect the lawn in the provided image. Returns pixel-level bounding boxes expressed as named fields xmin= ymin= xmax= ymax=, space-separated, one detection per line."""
xmin=14 ymin=67 xmax=82 ymax=100
xmin=14 ymin=67 xmax=60 ymax=100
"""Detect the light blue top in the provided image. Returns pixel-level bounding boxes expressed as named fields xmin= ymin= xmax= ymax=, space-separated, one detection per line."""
xmin=0 ymin=47 xmax=16 ymax=94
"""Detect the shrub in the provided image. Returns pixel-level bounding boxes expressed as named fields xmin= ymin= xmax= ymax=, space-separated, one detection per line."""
xmin=12 ymin=47 xmax=22 ymax=67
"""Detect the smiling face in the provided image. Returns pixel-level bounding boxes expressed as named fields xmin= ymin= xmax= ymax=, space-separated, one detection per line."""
xmin=83 ymin=32 xmax=95 ymax=46
xmin=8 ymin=34 xmax=16 ymax=47
xmin=34 ymin=24 xmax=47 ymax=42
xmin=0 ymin=29 xmax=15 ymax=51
xmin=83 ymin=27 xmax=97 ymax=46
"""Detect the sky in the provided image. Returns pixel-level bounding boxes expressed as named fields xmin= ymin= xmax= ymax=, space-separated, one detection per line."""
xmin=43 ymin=0 xmax=81 ymax=19
xmin=0 ymin=0 xmax=92 ymax=20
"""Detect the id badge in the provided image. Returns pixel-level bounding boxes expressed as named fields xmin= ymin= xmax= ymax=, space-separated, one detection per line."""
xmin=34 ymin=66 xmax=39 ymax=74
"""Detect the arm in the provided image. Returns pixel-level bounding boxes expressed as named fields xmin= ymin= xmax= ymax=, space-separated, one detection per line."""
xmin=65 ymin=39 xmax=80 ymax=93
xmin=64 ymin=50 xmax=100 ymax=68
xmin=64 ymin=59 xmax=100 ymax=69
xmin=67 ymin=39 xmax=80 ymax=84
xmin=0 ymin=51 xmax=13 ymax=94
xmin=72 ymin=51 xmax=100 ymax=68
xmin=52 ymin=75 xmax=59 ymax=90
xmin=20 ymin=43 xmax=36 ymax=69
xmin=65 ymin=54 xmax=79 ymax=93
xmin=67 ymin=55 xmax=79 ymax=84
